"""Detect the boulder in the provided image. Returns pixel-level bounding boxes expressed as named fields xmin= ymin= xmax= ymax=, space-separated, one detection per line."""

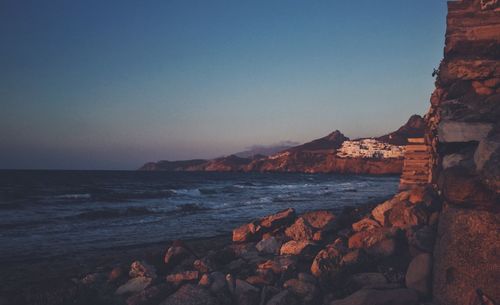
xmin=283 ymin=278 xmax=319 ymax=304
xmin=310 ymin=244 xmax=343 ymax=278
xmin=259 ymin=208 xmax=296 ymax=230
xmin=194 ymin=257 xmax=214 ymax=273
xmin=406 ymin=225 xmax=436 ymax=253
xmin=387 ymin=202 xmax=428 ymax=229
xmin=438 ymin=166 xmax=496 ymax=206
xmin=348 ymin=228 xmax=398 ymax=257
xmin=284 ymin=218 xmax=314 ymax=241
xmin=346 ymin=273 xmax=388 ymax=292
xmin=256 ymin=236 xmax=281 ymax=255
xmin=165 ymin=243 xmax=192 ymax=266
xmin=258 ymin=256 xmax=297 ymax=274
xmin=301 ymin=210 xmax=336 ymax=230
xmin=129 ymin=261 xmax=157 ymax=279
xmin=433 ymin=206 xmax=500 ymax=305
xmin=266 ymin=290 xmax=297 ymax=305
xmin=371 ymin=199 xmax=398 ymax=226
xmin=280 ymin=240 xmax=317 ymax=257
xmin=329 ymin=288 xmax=418 ymax=305
xmin=126 ymin=284 xmax=172 ymax=305
xmin=405 ymin=253 xmax=432 ymax=298
xmin=166 ymin=271 xmax=199 ymax=285
xmin=352 ymin=218 xmax=381 ymax=232
xmin=437 ymin=121 xmax=493 ymax=143
xmin=233 ymin=222 xmax=261 ymax=242
xmin=116 ymin=276 xmax=153 ymax=296
xmin=234 ymin=279 xmax=260 ymax=305
xmin=159 ymin=284 xmax=220 ymax=305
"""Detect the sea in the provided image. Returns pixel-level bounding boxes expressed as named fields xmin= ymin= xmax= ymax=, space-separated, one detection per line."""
xmin=0 ymin=170 xmax=399 ymax=266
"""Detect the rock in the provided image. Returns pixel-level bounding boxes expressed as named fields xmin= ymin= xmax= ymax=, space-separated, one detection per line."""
xmin=433 ymin=206 xmax=500 ymax=305
xmin=165 ymin=243 xmax=192 ymax=266
xmin=437 ymin=121 xmax=493 ymax=143
xmin=233 ymin=222 xmax=261 ymax=242
xmin=442 ymin=153 xmax=465 ymax=169
xmin=405 ymin=253 xmax=432 ymax=297
xmin=259 ymin=208 xmax=296 ymax=230
xmin=116 ymin=276 xmax=153 ymax=295
xmin=284 ymin=218 xmax=314 ymax=241
xmin=234 ymin=279 xmax=260 ymax=305
xmin=194 ymin=257 xmax=214 ymax=273
xmin=346 ymin=273 xmax=388 ymax=292
xmin=406 ymin=225 xmax=436 ymax=253
xmin=266 ymin=290 xmax=297 ymax=305
xmin=329 ymin=288 xmax=418 ymax=305
xmin=371 ymin=199 xmax=398 ymax=226
xmin=258 ymin=256 xmax=297 ymax=274
xmin=341 ymin=249 xmax=368 ymax=267
xmin=283 ymin=278 xmax=319 ymax=304
xmin=108 ymin=266 xmax=125 ymax=282
xmin=387 ymin=202 xmax=428 ymax=229
xmin=166 ymin=271 xmax=199 ymax=285
xmin=352 ymin=218 xmax=381 ymax=232
xmin=438 ymin=166 xmax=496 ymax=206
xmin=301 ymin=210 xmax=336 ymax=230
xmin=348 ymin=228 xmax=398 ymax=257
xmin=310 ymin=244 xmax=343 ymax=278
xmin=280 ymin=240 xmax=317 ymax=256
xmin=126 ymin=284 xmax=172 ymax=305
xmin=256 ymin=236 xmax=281 ymax=255
xmin=130 ymin=260 xmax=157 ymax=279
xmin=159 ymin=284 xmax=220 ymax=305
xmin=208 ymin=272 xmax=226 ymax=293
xmin=298 ymin=272 xmax=316 ymax=284
xmin=474 ymin=137 xmax=500 ymax=171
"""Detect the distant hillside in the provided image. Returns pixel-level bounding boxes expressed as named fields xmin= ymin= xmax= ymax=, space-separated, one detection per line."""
xmin=376 ymin=114 xmax=425 ymax=145
xmin=139 ymin=114 xmax=425 ymax=174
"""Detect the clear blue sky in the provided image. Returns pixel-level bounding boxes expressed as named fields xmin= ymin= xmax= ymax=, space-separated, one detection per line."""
xmin=0 ymin=0 xmax=447 ymax=170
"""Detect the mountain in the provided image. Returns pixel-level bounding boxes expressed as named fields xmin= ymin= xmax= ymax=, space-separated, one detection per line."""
xmin=139 ymin=114 xmax=425 ymax=174
xmin=376 ymin=114 xmax=425 ymax=145
xmin=286 ymin=130 xmax=348 ymax=153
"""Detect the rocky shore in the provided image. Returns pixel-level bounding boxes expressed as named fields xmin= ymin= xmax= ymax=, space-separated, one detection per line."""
xmin=6 ymin=186 xmax=446 ymax=305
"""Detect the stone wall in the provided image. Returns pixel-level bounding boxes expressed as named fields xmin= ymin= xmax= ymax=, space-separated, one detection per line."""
xmin=425 ymin=0 xmax=500 ymax=304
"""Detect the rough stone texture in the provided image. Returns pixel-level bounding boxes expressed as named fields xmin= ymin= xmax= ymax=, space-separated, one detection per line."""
xmin=405 ymin=253 xmax=432 ymax=298
xmin=256 ymin=236 xmax=281 ymax=255
xmin=159 ymin=284 xmax=220 ymax=305
xmin=329 ymin=288 xmax=418 ymax=305
xmin=280 ymin=240 xmax=317 ymax=256
xmin=233 ymin=222 xmax=261 ymax=242
xmin=116 ymin=277 xmax=153 ymax=295
xmin=259 ymin=208 xmax=296 ymax=230
xmin=437 ymin=121 xmax=493 ymax=142
xmin=371 ymin=198 xmax=398 ymax=226
xmin=426 ymin=2 xmax=500 ymax=305
xmin=129 ymin=260 xmax=157 ymax=279
xmin=433 ymin=206 xmax=500 ymax=305
xmin=352 ymin=218 xmax=381 ymax=232
xmin=300 ymin=210 xmax=336 ymax=230
xmin=284 ymin=218 xmax=314 ymax=241
xmin=348 ymin=228 xmax=398 ymax=257
xmin=310 ymin=244 xmax=343 ymax=278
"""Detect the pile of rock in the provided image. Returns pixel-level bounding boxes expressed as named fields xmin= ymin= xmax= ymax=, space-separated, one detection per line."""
xmin=78 ymin=186 xmax=444 ymax=305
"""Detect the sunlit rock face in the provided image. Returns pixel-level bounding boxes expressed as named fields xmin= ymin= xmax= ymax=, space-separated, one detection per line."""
xmin=426 ymin=0 xmax=500 ymax=304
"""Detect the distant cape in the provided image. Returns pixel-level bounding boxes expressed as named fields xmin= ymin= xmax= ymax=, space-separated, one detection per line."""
xmin=139 ymin=114 xmax=424 ymax=174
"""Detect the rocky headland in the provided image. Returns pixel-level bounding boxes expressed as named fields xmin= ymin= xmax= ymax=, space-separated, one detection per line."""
xmin=139 ymin=115 xmax=425 ymax=175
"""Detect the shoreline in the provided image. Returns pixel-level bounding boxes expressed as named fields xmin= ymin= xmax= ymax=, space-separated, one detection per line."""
xmin=1 ymin=196 xmax=386 ymax=305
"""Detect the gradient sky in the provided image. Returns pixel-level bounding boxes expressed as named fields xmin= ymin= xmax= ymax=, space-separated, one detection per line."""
xmin=0 ymin=0 xmax=447 ymax=170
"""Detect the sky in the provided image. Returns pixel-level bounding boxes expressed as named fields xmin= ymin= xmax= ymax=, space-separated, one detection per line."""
xmin=0 ymin=0 xmax=448 ymax=170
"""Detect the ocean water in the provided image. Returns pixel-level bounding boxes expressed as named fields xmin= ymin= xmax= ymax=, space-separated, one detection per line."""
xmin=0 ymin=170 xmax=399 ymax=265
